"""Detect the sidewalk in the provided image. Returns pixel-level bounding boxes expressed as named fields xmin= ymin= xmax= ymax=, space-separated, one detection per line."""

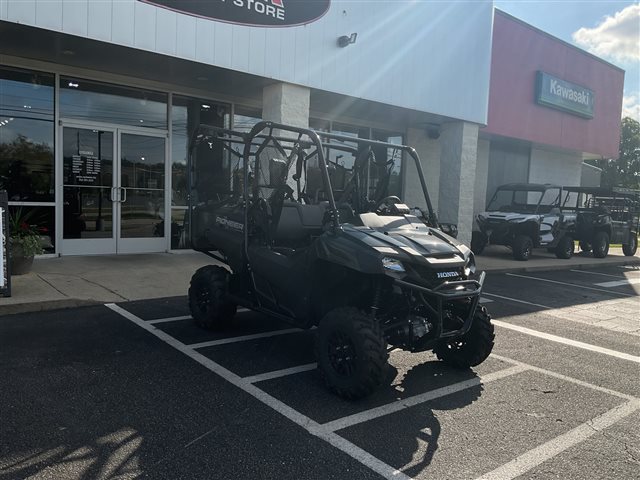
xmin=1 ymin=248 xmax=638 ymax=316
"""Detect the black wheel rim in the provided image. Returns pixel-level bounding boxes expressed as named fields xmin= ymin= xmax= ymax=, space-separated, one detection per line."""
xmin=327 ymin=331 xmax=357 ymax=377
xmin=195 ymin=285 xmax=211 ymax=313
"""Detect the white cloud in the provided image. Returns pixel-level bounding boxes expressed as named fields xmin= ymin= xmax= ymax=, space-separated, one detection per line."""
xmin=622 ymin=93 xmax=640 ymax=121
xmin=572 ymin=4 xmax=640 ymax=63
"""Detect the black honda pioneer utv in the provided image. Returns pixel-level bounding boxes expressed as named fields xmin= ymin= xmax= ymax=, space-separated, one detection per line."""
xmin=474 ymin=183 xmax=571 ymax=260
xmin=187 ymin=121 xmax=494 ymax=399
xmin=561 ymin=187 xmax=639 ymax=258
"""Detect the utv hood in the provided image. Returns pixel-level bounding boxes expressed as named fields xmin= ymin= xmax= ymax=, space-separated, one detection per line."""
xmin=333 ymin=213 xmax=470 ymax=270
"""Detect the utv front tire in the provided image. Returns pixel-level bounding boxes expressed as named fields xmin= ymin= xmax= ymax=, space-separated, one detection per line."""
xmin=622 ymin=235 xmax=638 ymax=256
xmin=316 ymin=307 xmax=388 ymax=400
xmin=512 ymin=235 xmax=533 ymax=261
xmin=592 ymin=232 xmax=610 ymax=258
xmin=188 ymin=266 xmax=237 ymax=330
xmin=555 ymin=235 xmax=574 ymax=259
xmin=434 ymin=306 xmax=495 ymax=368
xmin=579 ymin=241 xmax=592 ymax=253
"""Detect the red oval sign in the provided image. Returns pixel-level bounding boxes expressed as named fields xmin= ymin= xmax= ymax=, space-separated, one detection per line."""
xmin=139 ymin=0 xmax=331 ymax=27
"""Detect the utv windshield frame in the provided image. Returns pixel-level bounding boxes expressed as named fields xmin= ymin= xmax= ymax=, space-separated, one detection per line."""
xmin=486 ymin=183 xmax=562 ymax=215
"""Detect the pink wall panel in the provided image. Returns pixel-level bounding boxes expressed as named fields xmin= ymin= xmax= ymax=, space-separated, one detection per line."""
xmin=485 ymin=12 xmax=624 ymax=158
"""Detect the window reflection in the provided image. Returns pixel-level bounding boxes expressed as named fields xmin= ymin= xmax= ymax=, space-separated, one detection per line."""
xmin=233 ymin=106 xmax=261 ymax=132
xmin=60 ymin=77 xmax=167 ymax=129
xmin=172 ymin=95 xmax=230 ymax=249
xmin=0 ymin=68 xmax=55 ymax=202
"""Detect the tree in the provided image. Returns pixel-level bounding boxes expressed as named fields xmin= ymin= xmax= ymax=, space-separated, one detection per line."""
xmin=586 ymin=117 xmax=640 ymax=189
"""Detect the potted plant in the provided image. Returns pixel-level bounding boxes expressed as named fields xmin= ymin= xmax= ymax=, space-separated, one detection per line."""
xmin=8 ymin=208 xmax=44 ymax=275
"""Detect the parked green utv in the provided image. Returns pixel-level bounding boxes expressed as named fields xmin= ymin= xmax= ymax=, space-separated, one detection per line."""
xmin=186 ymin=121 xmax=494 ymax=399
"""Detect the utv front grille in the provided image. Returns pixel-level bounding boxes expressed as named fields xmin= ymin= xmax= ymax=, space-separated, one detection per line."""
xmin=409 ymin=265 xmax=464 ymax=287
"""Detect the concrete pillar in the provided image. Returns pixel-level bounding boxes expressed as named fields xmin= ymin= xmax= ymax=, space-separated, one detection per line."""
xmin=262 ymin=82 xmax=310 ymax=128
xmin=473 ymin=138 xmax=490 ymax=227
xmin=437 ymin=121 xmax=479 ymax=246
xmin=405 ymin=128 xmax=441 ymax=214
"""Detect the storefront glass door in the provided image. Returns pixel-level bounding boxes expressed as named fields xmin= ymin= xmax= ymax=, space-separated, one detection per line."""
xmin=117 ymin=131 xmax=167 ymax=253
xmin=59 ymin=123 xmax=167 ymax=255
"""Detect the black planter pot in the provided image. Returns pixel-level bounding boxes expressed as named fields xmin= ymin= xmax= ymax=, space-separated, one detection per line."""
xmin=9 ymin=241 xmax=35 ymax=276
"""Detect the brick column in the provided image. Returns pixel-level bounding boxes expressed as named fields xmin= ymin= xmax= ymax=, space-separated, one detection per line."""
xmin=437 ymin=121 xmax=479 ymax=246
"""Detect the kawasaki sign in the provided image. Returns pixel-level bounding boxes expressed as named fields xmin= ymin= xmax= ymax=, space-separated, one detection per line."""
xmin=139 ymin=0 xmax=331 ymax=27
xmin=536 ymin=71 xmax=594 ymax=119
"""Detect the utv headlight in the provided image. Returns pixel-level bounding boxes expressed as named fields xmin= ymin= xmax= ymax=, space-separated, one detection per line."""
xmin=464 ymin=253 xmax=477 ymax=277
xmin=382 ymin=257 xmax=405 ymax=272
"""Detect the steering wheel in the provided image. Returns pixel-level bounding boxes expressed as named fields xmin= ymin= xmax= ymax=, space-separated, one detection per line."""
xmin=375 ymin=195 xmax=402 ymax=214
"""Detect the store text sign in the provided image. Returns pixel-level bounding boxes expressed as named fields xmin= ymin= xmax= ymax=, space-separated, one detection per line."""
xmin=139 ymin=0 xmax=331 ymax=27
xmin=536 ymin=71 xmax=594 ymax=119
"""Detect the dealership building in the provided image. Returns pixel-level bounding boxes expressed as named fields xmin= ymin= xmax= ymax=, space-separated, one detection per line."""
xmin=0 ymin=0 xmax=624 ymax=255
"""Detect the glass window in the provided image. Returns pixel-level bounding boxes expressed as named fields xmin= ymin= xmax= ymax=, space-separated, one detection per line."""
xmin=0 ymin=68 xmax=55 ymax=202
xmin=60 ymin=77 xmax=167 ymax=129
xmin=372 ymin=130 xmax=404 ymax=198
xmin=233 ymin=106 xmax=261 ymax=132
xmin=171 ymin=95 xmax=230 ymax=249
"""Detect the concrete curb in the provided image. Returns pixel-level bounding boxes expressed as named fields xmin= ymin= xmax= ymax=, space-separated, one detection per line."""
xmin=0 ymin=299 xmax=101 ymax=317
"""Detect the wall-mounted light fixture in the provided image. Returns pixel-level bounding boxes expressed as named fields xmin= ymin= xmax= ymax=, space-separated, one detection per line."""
xmin=337 ymin=33 xmax=357 ymax=48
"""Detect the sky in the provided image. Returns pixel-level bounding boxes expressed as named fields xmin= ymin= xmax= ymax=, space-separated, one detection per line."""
xmin=494 ymin=1 xmax=640 ymax=121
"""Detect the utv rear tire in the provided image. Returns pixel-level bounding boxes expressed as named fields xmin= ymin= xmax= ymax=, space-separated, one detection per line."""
xmin=316 ymin=307 xmax=388 ymax=400
xmin=188 ymin=266 xmax=237 ymax=330
xmin=592 ymin=232 xmax=610 ymax=258
xmin=555 ymin=235 xmax=574 ymax=259
xmin=471 ymin=232 xmax=487 ymax=255
xmin=434 ymin=306 xmax=495 ymax=369
xmin=512 ymin=235 xmax=533 ymax=261
xmin=622 ymin=235 xmax=638 ymax=256
xmin=579 ymin=241 xmax=592 ymax=253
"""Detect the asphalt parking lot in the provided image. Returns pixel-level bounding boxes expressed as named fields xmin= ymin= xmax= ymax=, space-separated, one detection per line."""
xmin=1 ymin=265 xmax=638 ymax=480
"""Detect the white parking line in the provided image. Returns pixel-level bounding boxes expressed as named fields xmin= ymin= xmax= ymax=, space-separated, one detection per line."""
xmin=483 ymin=292 xmax=552 ymax=309
xmin=244 ymin=363 xmax=318 ymax=384
xmin=105 ymin=303 xmax=411 ymax=480
xmin=569 ymin=269 xmax=626 ymax=278
xmin=148 ymin=315 xmax=191 ymax=325
xmin=594 ymin=277 xmax=640 ymax=288
xmin=322 ymin=365 xmax=527 ymax=432
xmin=475 ymin=399 xmax=640 ymax=480
xmin=479 ymin=297 xmax=494 ymax=304
xmin=493 ymin=320 xmax=640 ymax=364
xmin=491 ymin=354 xmax=636 ymax=401
xmin=188 ymin=327 xmax=313 ymax=349
xmin=505 ymin=273 xmax=635 ymax=297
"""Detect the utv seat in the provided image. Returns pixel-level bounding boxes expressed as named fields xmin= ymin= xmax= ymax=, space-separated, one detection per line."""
xmin=274 ymin=201 xmax=328 ymax=244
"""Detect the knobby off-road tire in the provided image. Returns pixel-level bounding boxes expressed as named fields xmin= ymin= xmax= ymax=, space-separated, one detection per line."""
xmin=579 ymin=241 xmax=592 ymax=253
xmin=555 ymin=235 xmax=574 ymax=259
xmin=512 ymin=235 xmax=533 ymax=261
xmin=622 ymin=235 xmax=638 ymax=256
xmin=592 ymin=232 xmax=610 ymax=259
xmin=434 ymin=306 xmax=495 ymax=369
xmin=471 ymin=232 xmax=487 ymax=255
xmin=188 ymin=265 xmax=237 ymax=331
xmin=316 ymin=307 xmax=388 ymax=400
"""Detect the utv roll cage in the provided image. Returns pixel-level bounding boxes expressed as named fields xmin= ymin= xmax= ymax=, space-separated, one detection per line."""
xmin=188 ymin=120 xmax=440 ymax=255
xmin=486 ymin=183 xmax=563 ymax=214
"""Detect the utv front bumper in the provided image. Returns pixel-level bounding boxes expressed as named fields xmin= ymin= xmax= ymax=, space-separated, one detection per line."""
xmin=394 ymin=271 xmax=486 ymax=345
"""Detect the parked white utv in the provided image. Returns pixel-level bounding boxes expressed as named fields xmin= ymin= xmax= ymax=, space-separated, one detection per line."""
xmin=472 ymin=184 xmax=574 ymax=261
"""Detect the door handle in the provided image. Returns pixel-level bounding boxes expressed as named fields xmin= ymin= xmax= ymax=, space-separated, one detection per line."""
xmin=120 ymin=187 xmax=127 ymax=203
xmin=110 ymin=187 xmax=118 ymax=202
